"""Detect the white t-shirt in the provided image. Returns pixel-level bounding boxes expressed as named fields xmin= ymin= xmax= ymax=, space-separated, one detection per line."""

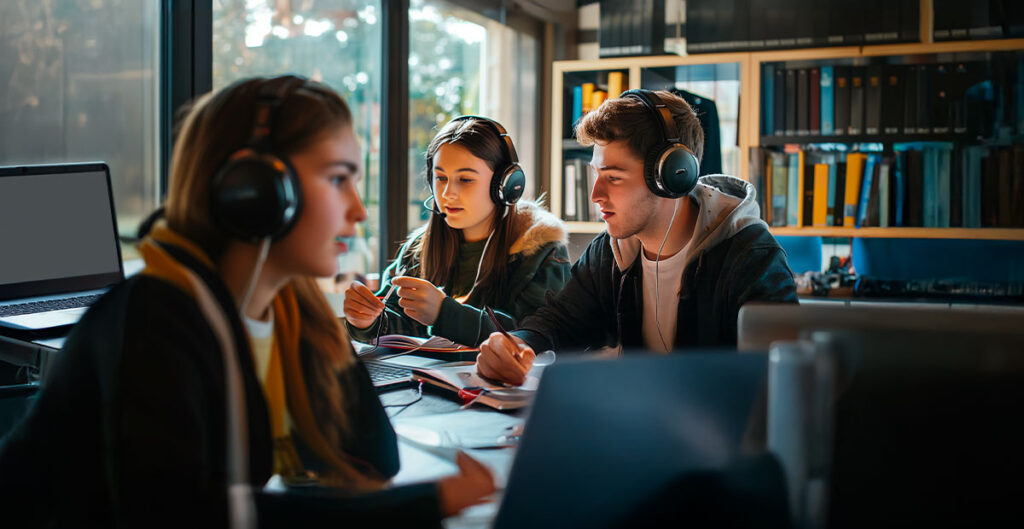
xmin=243 ymin=313 xmax=294 ymax=432
xmin=641 ymin=245 xmax=689 ymax=353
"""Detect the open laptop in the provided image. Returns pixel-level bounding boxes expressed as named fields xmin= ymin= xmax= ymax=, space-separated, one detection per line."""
xmin=0 ymin=163 xmax=124 ymax=332
xmin=494 ymin=352 xmax=776 ymax=528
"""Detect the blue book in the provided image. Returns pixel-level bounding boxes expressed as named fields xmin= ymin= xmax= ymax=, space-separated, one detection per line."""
xmin=936 ymin=146 xmax=951 ymax=227
xmin=787 ymin=153 xmax=800 ymax=226
xmin=572 ymin=86 xmax=583 ymax=126
xmin=820 ymin=66 xmax=834 ymax=135
xmin=763 ymin=64 xmax=775 ymax=136
xmin=894 ymin=152 xmax=905 ymax=226
xmin=855 ymin=154 xmax=877 ymax=228
xmin=922 ymin=147 xmax=938 ymax=227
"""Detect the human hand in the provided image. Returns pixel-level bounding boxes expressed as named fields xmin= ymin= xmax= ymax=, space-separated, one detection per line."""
xmin=437 ymin=451 xmax=496 ymax=517
xmin=392 ymin=276 xmax=446 ymax=326
xmin=342 ymin=281 xmax=384 ymax=329
xmin=476 ymin=332 xmax=535 ymax=386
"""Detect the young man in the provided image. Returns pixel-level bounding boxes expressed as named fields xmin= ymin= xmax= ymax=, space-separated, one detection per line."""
xmin=476 ymin=89 xmax=797 ymax=385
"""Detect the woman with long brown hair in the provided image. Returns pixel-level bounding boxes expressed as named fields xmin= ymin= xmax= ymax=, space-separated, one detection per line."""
xmin=345 ymin=116 xmax=570 ymax=348
xmin=0 ymin=75 xmax=492 ymax=527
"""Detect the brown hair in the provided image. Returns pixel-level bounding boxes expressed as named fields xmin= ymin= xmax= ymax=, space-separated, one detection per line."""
xmin=412 ymin=117 xmax=526 ymax=305
xmin=574 ymin=90 xmax=704 ymax=166
xmin=164 ymin=76 xmax=369 ymax=484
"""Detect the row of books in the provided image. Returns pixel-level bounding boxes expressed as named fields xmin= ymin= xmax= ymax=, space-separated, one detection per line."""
xmin=568 ymin=73 xmax=626 ymax=131
xmin=761 ymin=56 xmax=1024 ymax=140
xmin=686 ymin=0 xmax=918 ymax=54
xmin=934 ymin=0 xmax=1024 ymax=41
xmin=749 ymin=143 xmax=1024 ymax=229
xmin=561 ymin=154 xmax=600 ymax=222
xmin=597 ymin=0 xmax=664 ymax=58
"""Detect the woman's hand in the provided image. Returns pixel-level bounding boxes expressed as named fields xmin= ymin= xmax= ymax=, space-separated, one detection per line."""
xmin=342 ymin=281 xmax=385 ymax=329
xmin=438 ymin=451 xmax=496 ymax=517
xmin=392 ymin=276 xmax=447 ymax=326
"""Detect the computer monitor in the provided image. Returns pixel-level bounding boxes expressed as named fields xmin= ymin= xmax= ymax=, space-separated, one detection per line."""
xmin=738 ymin=302 xmax=1024 ymax=352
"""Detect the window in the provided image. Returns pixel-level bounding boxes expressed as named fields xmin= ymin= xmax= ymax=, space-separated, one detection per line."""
xmin=407 ymin=0 xmax=540 ymax=234
xmin=213 ymin=0 xmax=384 ymax=276
xmin=0 ymin=1 xmax=161 ymax=239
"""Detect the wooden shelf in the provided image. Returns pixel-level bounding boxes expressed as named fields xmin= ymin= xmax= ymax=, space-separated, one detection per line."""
xmin=551 ymin=37 xmax=1024 ymax=240
xmin=769 ymin=227 xmax=1024 ymax=241
xmin=565 ymin=221 xmax=606 ymax=234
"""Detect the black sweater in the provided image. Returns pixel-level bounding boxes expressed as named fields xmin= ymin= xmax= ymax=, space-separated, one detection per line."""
xmin=0 ymin=242 xmax=441 ymax=528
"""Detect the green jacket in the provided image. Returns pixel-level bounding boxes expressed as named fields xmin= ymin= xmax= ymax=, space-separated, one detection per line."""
xmin=348 ymin=200 xmax=570 ymax=347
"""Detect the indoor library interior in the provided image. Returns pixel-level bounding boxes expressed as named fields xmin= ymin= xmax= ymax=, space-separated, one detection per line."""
xmin=1 ymin=1 xmax=1023 ymax=527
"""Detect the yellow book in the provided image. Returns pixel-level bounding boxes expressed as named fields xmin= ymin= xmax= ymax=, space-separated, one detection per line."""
xmin=581 ymin=83 xmax=595 ymax=113
xmin=607 ymin=72 xmax=624 ymax=99
xmin=843 ymin=153 xmax=867 ymax=227
xmin=795 ymin=150 xmax=805 ymax=227
xmin=812 ymin=163 xmax=829 ymax=226
xmin=590 ymin=90 xmax=607 ymax=111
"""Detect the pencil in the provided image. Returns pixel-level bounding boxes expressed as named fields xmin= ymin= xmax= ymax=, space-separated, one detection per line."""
xmin=484 ymin=306 xmax=522 ymax=361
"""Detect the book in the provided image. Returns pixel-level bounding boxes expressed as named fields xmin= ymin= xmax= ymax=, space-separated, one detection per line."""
xmin=763 ymin=64 xmax=775 ymax=135
xmin=849 ymin=66 xmax=865 ymax=135
xmin=770 ymin=151 xmax=789 ymax=225
xmin=932 ymin=63 xmax=952 ymax=134
xmin=820 ymin=65 xmax=835 ymax=134
xmin=786 ymin=69 xmax=797 ymax=135
xmin=809 ymin=67 xmax=821 ymax=135
xmin=835 ymin=66 xmax=851 ymax=136
xmin=843 ymin=152 xmax=867 ymax=227
xmin=878 ymin=157 xmax=891 ymax=227
xmin=411 ymin=361 xmax=541 ymax=410
xmin=856 ymin=154 xmax=877 ymax=228
xmin=571 ymin=86 xmax=583 ymax=127
xmin=774 ymin=66 xmax=786 ymax=136
xmin=812 ymin=163 xmax=829 ymax=226
xmin=881 ymin=65 xmax=903 ymax=134
xmin=788 ymin=151 xmax=802 ymax=226
xmin=833 ymin=159 xmax=847 ymax=226
xmin=563 ymin=161 xmax=578 ymax=220
xmin=356 ymin=334 xmax=478 ymax=357
xmin=864 ymin=65 xmax=882 ymax=135
xmin=581 ymin=83 xmax=595 ymax=113
xmin=936 ymin=146 xmax=952 ymax=227
xmin=607 ymin=71 xmax=624 ymax=99
xmin=797 ymin=69 xmax=810 ymax=135
xmin=826 ymin=160 xmax=838 ymax=225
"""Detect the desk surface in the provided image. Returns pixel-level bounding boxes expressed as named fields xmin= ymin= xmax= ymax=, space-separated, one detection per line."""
xmin=378 ymin=354 xmax=523 ymax=529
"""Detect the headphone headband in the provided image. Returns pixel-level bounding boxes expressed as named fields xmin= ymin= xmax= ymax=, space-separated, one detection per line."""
xmin=448 ymin=115 xmax=521 ymax=167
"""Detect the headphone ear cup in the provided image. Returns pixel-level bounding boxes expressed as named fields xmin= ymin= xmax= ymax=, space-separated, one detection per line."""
xmin=660 ymin=146 xmax=700 ymax=197
xmin=643 ymin=144 xmax=675 ymax=198
xmin=494 ymin=164 xmax=526 ymax=206
xmin=210 ymin=152 xmax=302 ymax=241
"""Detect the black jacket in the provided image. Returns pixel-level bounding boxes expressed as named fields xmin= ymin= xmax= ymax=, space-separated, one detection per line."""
xmin=513 ymin=176 xmax=798 ymax=353
xmin=0 ymin=238 xmax=441 ymax=528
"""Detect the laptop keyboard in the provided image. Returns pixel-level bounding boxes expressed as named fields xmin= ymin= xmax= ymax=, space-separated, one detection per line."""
xmin=0 ymin=294 xmax=102 ymax=317
xmin=364 ymin=360 xmax=413 ymax=386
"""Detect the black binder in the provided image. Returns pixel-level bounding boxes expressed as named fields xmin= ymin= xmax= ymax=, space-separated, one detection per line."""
xmin=835 ymin=66 xmax=851 ymax=135
xmin=881 ymin=65 xmax=903 ymax=135
xmin=849 ymin=66 xmax=865 ymax=135
xmin=797 ymin=69 xmax=809 ymax=135
xmin=865 ymin=65 xmax=883 ymax=135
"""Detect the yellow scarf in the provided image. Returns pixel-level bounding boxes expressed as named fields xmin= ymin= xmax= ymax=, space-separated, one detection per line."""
xmin=138 ymin=223 xmax=383 ymax=486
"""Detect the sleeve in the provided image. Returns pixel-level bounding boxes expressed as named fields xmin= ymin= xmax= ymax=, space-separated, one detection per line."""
xmin=430 ymin=243 xmax=571 ymax=347
xmin=723 ymin=246 xmax=799 ymax=345
xmin=512 ymin=236 xmax=618 ymax=353
xmin=346 ymin=240 xmax=431 ymax=343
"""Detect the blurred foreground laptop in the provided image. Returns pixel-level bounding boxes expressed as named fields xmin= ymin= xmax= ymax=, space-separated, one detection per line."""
xmin=494 ymin=353 xmax=789 ymax=529
xmin=0 ymin=163 xmax=123 ymax=332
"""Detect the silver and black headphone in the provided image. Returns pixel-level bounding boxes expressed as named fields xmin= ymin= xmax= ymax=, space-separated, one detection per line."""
xmin=424 ymin=115 xmax=526 ymax=215
xmin=620 ymin=89 xmax=700 ymax=199
xmin=210 ymin=76 xmax=306 ymax=241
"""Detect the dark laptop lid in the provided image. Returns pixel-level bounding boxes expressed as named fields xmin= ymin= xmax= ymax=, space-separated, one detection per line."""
xmin=0 ymin=163 xmax=123 ymax=301
xmin=495 ymin=353 xmax=769 ymax=529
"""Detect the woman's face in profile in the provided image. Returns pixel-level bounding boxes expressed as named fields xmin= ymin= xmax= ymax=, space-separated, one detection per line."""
xmin=269 ymin=125 xmax=366 ymax=279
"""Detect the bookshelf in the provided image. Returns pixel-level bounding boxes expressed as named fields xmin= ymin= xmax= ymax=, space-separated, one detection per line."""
xmin=550 ymin=38 xmax=1024 ymax=241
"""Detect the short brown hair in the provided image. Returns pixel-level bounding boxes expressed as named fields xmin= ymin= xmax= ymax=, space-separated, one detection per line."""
xmin=574 ymin=90 xmax=704 ymax=165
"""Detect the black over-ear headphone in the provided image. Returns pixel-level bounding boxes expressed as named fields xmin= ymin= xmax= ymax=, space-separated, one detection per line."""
xmin=210 ymin=76 xmax=306 ymax=241
xmin=620 ymin=89 xmax=700 ymax=199
xmin=425 ymin=115 xmax=526 ymax=215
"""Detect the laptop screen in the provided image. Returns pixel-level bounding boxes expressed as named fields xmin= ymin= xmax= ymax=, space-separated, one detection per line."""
xmin=0 ymin=164 xmax=123 ymax=301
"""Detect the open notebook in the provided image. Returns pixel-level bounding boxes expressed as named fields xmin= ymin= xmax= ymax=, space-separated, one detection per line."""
xmin=411 ymin=361 xmax=542 ymax=411
xmin=354 ymin=334 xmax=479 ymax=361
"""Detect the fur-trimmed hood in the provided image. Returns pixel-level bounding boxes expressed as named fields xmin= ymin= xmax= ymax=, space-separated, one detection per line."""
xmin=508 ymin=199 xmax=570 ymax=257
